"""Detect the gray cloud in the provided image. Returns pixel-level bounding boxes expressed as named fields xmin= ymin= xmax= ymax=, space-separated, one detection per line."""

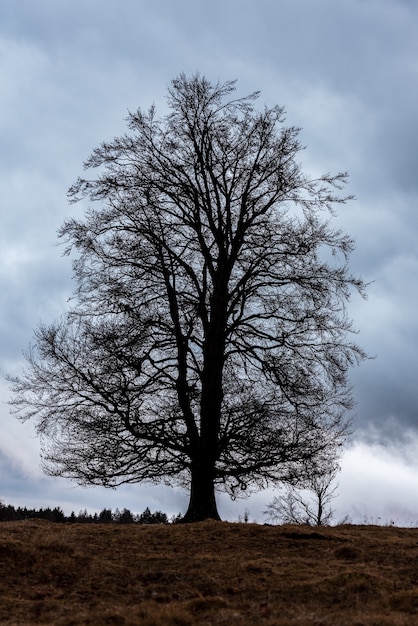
xmin=1 ymin=0 xmax=417 ymax=519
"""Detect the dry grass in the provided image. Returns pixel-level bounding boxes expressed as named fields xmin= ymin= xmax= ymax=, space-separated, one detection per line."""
xmin=2 ymin=519 xmax=418 ymax=624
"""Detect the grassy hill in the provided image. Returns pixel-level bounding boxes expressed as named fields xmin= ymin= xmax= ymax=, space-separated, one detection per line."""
xmin=1 ymin=519 xmax=418 ymax=625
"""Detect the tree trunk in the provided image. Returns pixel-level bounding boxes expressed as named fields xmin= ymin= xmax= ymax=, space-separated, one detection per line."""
xmin=182 ymin=463 xmax=221 ymax=522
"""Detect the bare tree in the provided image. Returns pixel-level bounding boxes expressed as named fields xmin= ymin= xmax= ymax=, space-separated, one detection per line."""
xmin=264 ymin=464 xmax=340 ymax=526
xmin=9 ymin=74 xmax=367 ymax=522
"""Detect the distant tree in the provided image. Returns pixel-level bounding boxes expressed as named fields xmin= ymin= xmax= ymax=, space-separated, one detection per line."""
xmin=0 ymin=501 xmax=16 ymax=521
xmin=265 ymin=464 xmax=340 ymax=526
xmin=151 ymin=510 xmax=169 ymax=525
xmin=112 ymin=507 xmax=121 ymax=523
xmin=99 ymin=508 xmax=113 ymax=523
xmin=76 ymin=508 xmax=94 ymax=523
xmin=42 ymin=506 xmax=65 ymax=523
xmin=137 ymin=507 xmax=168 ymax=524
xmin=137 ymin=507 xmax=153 ymax=524
xmin=52 ymin=507 xmax=66 ymax=523
xmin=9 ymin=74 xmax=367 ymax=522
xmin=118 ymin=508 xmax=134 ymax=524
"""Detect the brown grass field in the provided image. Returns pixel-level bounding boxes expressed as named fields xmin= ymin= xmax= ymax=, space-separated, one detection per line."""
xmin=2 ymin=519 xmax=418 ymax=625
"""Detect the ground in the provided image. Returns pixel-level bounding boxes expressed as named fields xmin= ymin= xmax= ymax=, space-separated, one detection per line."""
xmin=2 ymin=519 xmax=418 ymax=625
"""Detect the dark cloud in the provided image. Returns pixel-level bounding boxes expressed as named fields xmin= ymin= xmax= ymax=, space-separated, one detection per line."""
xmin=1 ymin=0 xmax=417 ymax=520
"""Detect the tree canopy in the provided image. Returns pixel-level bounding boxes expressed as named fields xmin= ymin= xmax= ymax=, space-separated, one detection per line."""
xmin=10 ymin=74 xmax=367 ymax=521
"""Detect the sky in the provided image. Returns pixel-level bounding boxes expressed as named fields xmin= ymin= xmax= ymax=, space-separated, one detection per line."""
xmin=1 ymin=0 xmax=418 ymax=524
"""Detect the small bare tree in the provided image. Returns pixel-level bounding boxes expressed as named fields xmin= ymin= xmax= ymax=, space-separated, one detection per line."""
xmin=265 ymin=464 xmax=340 ymax=526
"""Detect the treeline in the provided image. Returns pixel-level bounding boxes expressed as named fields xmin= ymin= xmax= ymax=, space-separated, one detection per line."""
xmin=0 ymin=501 xmax=182 ymax=524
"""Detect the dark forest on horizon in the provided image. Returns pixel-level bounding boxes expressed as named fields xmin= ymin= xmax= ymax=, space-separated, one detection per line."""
xmin=0 ymin=500 xmax=179 ymax=524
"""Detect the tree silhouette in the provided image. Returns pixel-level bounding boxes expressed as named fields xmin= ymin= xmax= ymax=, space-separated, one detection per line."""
xmin=99 ymin=508 xmax=113 ymax=523
xmin=10 ymin=74 xmax=366 ymax=521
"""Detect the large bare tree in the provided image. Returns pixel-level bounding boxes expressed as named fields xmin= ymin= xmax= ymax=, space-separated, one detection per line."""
xmin=10 ymin=74 xmax=366 ymax=521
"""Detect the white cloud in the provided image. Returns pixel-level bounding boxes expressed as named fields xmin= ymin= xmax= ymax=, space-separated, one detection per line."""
xmin=337 ymin=439 xmax=418 ymax=525
xmin=222 ymin=438 xmax=418 ymax=526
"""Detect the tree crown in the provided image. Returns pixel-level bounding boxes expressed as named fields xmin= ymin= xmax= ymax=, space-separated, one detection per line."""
xmin=10 ymin=74 xmax=366 ymax=516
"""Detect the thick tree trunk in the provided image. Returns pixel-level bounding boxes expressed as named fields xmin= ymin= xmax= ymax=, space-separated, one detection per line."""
xmin=181 ymin=272 xmax=228 ymax=523
xmin=182 ymin=463 xmax=221 ymax=522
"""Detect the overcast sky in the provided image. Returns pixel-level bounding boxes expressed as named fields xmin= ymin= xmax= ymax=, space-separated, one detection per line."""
xmin=1 ymin=0 xmax=418 ymax=524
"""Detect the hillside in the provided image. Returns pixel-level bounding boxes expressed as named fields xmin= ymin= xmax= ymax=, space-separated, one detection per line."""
xmin=1 ymin=519 xmax=418 ymax=625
